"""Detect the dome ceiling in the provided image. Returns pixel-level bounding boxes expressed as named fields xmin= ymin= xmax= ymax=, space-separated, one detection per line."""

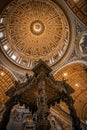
xmin=0 ymin=0 xmax=70 ymax=69
xmin=54 ymin=63 xmax=87 ymax=120
xmin=0 ymin=66 xmax=15 ymax=108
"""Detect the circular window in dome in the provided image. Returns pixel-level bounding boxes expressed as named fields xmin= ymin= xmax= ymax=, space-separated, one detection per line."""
xmin=0 ymin=0 xmax=70 ymax=69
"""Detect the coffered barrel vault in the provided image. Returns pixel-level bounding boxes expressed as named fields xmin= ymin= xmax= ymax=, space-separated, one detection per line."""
xmin=64 ymin=0 xmax=87 ymax=26
xmin=0 ymin=66 xmax=15 ymax=108
xmin=54 ymin=62 xmax=87 ymax=120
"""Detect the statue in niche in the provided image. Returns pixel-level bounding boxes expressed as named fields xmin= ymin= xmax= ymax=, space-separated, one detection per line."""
xmin=54 ymin=118 xmax=63 ymax=130
xmin=51 ymin=120 xmax=57 ymax=130
xmin=79 ymin=35 xmax=87 ymax=55
xmin=50 ymin=116 xmax=63 ymax=130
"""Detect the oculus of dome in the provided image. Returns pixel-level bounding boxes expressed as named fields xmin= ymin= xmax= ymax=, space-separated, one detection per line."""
xmin=30 ymin=20 xmax=45 ymax=35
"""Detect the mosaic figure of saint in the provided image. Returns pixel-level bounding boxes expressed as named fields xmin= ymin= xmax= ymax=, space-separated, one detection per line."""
xmin=79 ymin=35 xmax=87 ymax=54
